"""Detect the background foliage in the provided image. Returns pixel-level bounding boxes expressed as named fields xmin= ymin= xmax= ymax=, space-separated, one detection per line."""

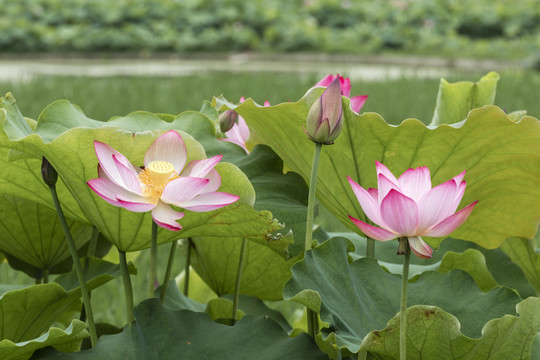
xmin=0 ymin=0 xmax=539 ymax=60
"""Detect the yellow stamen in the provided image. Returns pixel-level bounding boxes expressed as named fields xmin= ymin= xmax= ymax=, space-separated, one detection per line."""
xmin=138 ymin=161 xmax=178 ymax=201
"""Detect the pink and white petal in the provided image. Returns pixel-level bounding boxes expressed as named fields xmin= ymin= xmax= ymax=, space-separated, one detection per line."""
xmin=398 ymin=166 xmax=432 ymax=201
xmin=423 ymin=201 xmax=479 ymax=237
xmin=236 ymin=117 xmax=250 ymax=140
xmin=176 ymin=191 xmax=240 ymax=212
xmin=112 ymin=155 xmax=142 ymax=194
xmin=452 ymin=170 xmax=466 ymax=185
xmin=161 ymin=177 xmax=210 ymax=205
xmin=350 ymin=95 xmax=368 ymax=113
xmin=339 ymin=76 xmax=351 ymax=97
xmin=116 ymin=192 xmax=156 ymax=212
xmin=375 ymin=161 xmax=400 ymax=186
xmin=348 ymin=176 xmax=384 ymax=226
xmin=144 ymin=130 xmax=187 ymax=173
xmin=94 ymin=141 xmax=133 ymax=189
xmin=87 ymin=178 xmax=124 ymax=207
xmin=220 ymin=137 xmax=248 ymax=153
xmin=348 ymin=216 xmax=397 ymax=241
xmin=315 ymin=74 xmax=336 ymax=87
xmin=367 ymin=188 xmax=378 ymax=201
xmin=264 ymin=101 xmax=271 ymax=107
xmin=201 ymin=169 xmax=221 ymax=193
xmin=408 ymin=236 xmax=433 ymax=259
xmin=416 ymin=179 xmax=459 ymax=233
xmin=181 ymin=155 xmax=222 ymax=178
xmin=380 ymin=189 xmax=418 ymax=235
xmin=377 ymin=174 xmax=402 ymax=205
xmin=151 ymin=202 xmax=184 ymax=231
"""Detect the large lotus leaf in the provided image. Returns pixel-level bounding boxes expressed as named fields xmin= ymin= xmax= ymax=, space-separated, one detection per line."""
xmin=0 ymin=97 xmax=280 ymax=252
xmin=361 ymin=297 xmax=540 ymax=360
xmin=215 ymin=91 xmax=540 ymax=250
xmin=0 ymin=195 xmax=92 ymax=271
xmin=33 ymin=299 xmax=327 ymax=360
xmin=0 ymin=320 xmax=87 ymax=360
xmin=283 ymin=237 xmax=522 ymax=354
xmin=235 ymin=145 xmax=308 ymax=258
xmin=501 ymin=234 xmax=540 ymax=294
xmin=0 ymin=257 xmax=134 ymax=342
xmin=430 ymin=71 xmax=500 ymax=126
xmin=0 ymin=95 xmax=84 ymax=223
xmin=438 ymin=249 xmax=498 ymax=292
xmin=190 ymin=236 xmax=300 ymax=301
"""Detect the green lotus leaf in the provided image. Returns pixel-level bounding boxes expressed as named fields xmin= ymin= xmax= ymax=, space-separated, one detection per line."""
xmin=430 ymin=71 xmax=500 ymax=126
xmin=159 ymin=280 xmax=206 ymax=313
xmin=361 ymin=297 xmax=540 ymax=360
xmin=34 ymin=299 xmax=327 ymax=360
xmin=0 ymin=96 xmax=280 ymax=252
xmin=0 ymin=195 xmax=92 ymax=272
xmin=283 ymin=237 xmax=522 ymax=354
xmin=0 ymin=319 xmax=88 ymax=360
xmin=204 ymin=298 xmax=246 ymax=323
xmin=215 ymin=88 xmax=540 ymax=250
xmin=438 ymin=249 xmax=498 ymax=292
xmin=500 ymin=233 xmax=540 ymax=295
xmin=190 ymin=236 xmax=300 ymax=301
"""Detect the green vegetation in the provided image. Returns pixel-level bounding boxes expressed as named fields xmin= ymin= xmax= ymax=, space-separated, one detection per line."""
xmin=1 ymin=70 xmax=539 ymax=125
xmin=1 ymin=0 xmax=539 ymax=60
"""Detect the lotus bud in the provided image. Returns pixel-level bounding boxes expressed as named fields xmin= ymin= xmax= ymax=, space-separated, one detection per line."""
xmin=305 ymin=77 xmax=343 ymax=145
xmin=41 ymin=156 xmax=58 ymax=187
xmin=219 ymin=110 xmax=239 ymax=133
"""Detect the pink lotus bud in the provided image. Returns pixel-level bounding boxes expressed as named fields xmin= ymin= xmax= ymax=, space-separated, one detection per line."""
xmin=219 ymin=110 xmax=239 ymax=133
xmin=305 ymin=77 xmax=343 ymax=145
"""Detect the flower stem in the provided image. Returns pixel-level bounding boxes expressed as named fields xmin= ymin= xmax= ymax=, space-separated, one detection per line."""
xmin=87 ymin=226 xmax=99 ymax=257
xmin=119 ymin=249 xmax=134 ymax=323
xmin=43 ymin=269 xmax=49 ymax=284
xmin=183 ymin=238 xmax=193 ymax=296
xmin=232 ymin=238 xmax=248 ymax=324
xmin=305 ymin=142 xmax=322 ymax=338
xmin=149 ymin=220 xmax=158 ymax=298
xmin=160 ymin=239 xmax=178 ymax=303
xmin=399 ymin=237 xmax=411 ymax=360
xmin=366 ymin=237 xmax=375 ymax=258
xmin=49 ymin=185 xmax=98 ymax=347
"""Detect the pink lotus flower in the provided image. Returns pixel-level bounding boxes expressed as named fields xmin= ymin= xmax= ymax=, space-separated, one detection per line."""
xmin=87 ymin=130 xmax=240 ymax=231
xmin=348 ymin=162 xmax=478 ymax=258
xmin=315 ymin=74 xmax=368 ymax=113
xmin=305 ymin=77 xmax=343 ymax=145
xmin=221 ymin=97 xmax=270 ymax=153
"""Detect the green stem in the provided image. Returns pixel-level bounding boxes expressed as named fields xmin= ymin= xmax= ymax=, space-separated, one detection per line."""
xmin=232 ymin=238 xmax=248 ymax=324
xmin=366 ymin=237 xmax=375 ymax=258
xmin=43 ymin=269 xmax=49 ymax=284
xmin=49 ymin=185 xmax=98 ymax=347
xmin=149 ymin=220 xmax=158 ymax=298
xmin=160 ymin=239 xmax=178 ymax=303
xmin=305 ymin=142 xmax=322 ymax=338
xmin=400 ymin=237 xmax=411 ymax=360
xmin=183 ymin=238 xmax=192 ymax=297
xmin=119 ymin=250 xmax=134 ymax=323
xmin=88 ymin=227 xmax=99 ymax=257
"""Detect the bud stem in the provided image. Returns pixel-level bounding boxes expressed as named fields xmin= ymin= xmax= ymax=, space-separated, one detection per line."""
xmin=399 ymin=236 xmax=411 ymax=360
xmin=305 ymin=142 xmax=322 ymax=338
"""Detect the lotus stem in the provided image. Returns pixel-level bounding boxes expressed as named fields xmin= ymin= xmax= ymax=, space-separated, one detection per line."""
xmin=49 ymin=184 xmax=98 ymax=347
xmin=43 ymin=269 xmax=49 ymax=284
xmin=119 ymin=249 xmax=134 ymax=323
xmin=149 ymin=220 xmax=158 ymax=298
xmin=232 ymin=238 xmax=248 ymax=324
xmin=305 ymin=142 xmax=322 ymax=338
xmin=183 ymin=238 xmax=193 ymax=296
xmin=88 ymin=226 xmax=99 ymax=257
xmin=399 ymin=237 xmax=411 ymax=360
xmin=366 ymin=238 xmax=375 ymax=258
xmin=160 ymin=239 xmax=179 ymax=303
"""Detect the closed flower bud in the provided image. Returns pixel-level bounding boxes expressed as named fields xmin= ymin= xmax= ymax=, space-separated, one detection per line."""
xmin=219 ymin=110 xmax=239 ymax=133
xmin=305 ymin=77 xmax=343 ymax=145
xmin=41 ymin=156 xmax=58 ymax=186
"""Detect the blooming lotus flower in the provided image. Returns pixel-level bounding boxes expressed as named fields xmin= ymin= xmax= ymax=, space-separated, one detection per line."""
xmin=221 ymin=97 xmax=270 ymax=153
xmin=315 ymin=74 xmax=368 ymax=113
xmin=87 ymin=130 xmax=240 ymax=231
xmin=305 ymin=77 xmax=343 ymax=145
xmin=348 ymin=162 xmax=478 ymax=258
